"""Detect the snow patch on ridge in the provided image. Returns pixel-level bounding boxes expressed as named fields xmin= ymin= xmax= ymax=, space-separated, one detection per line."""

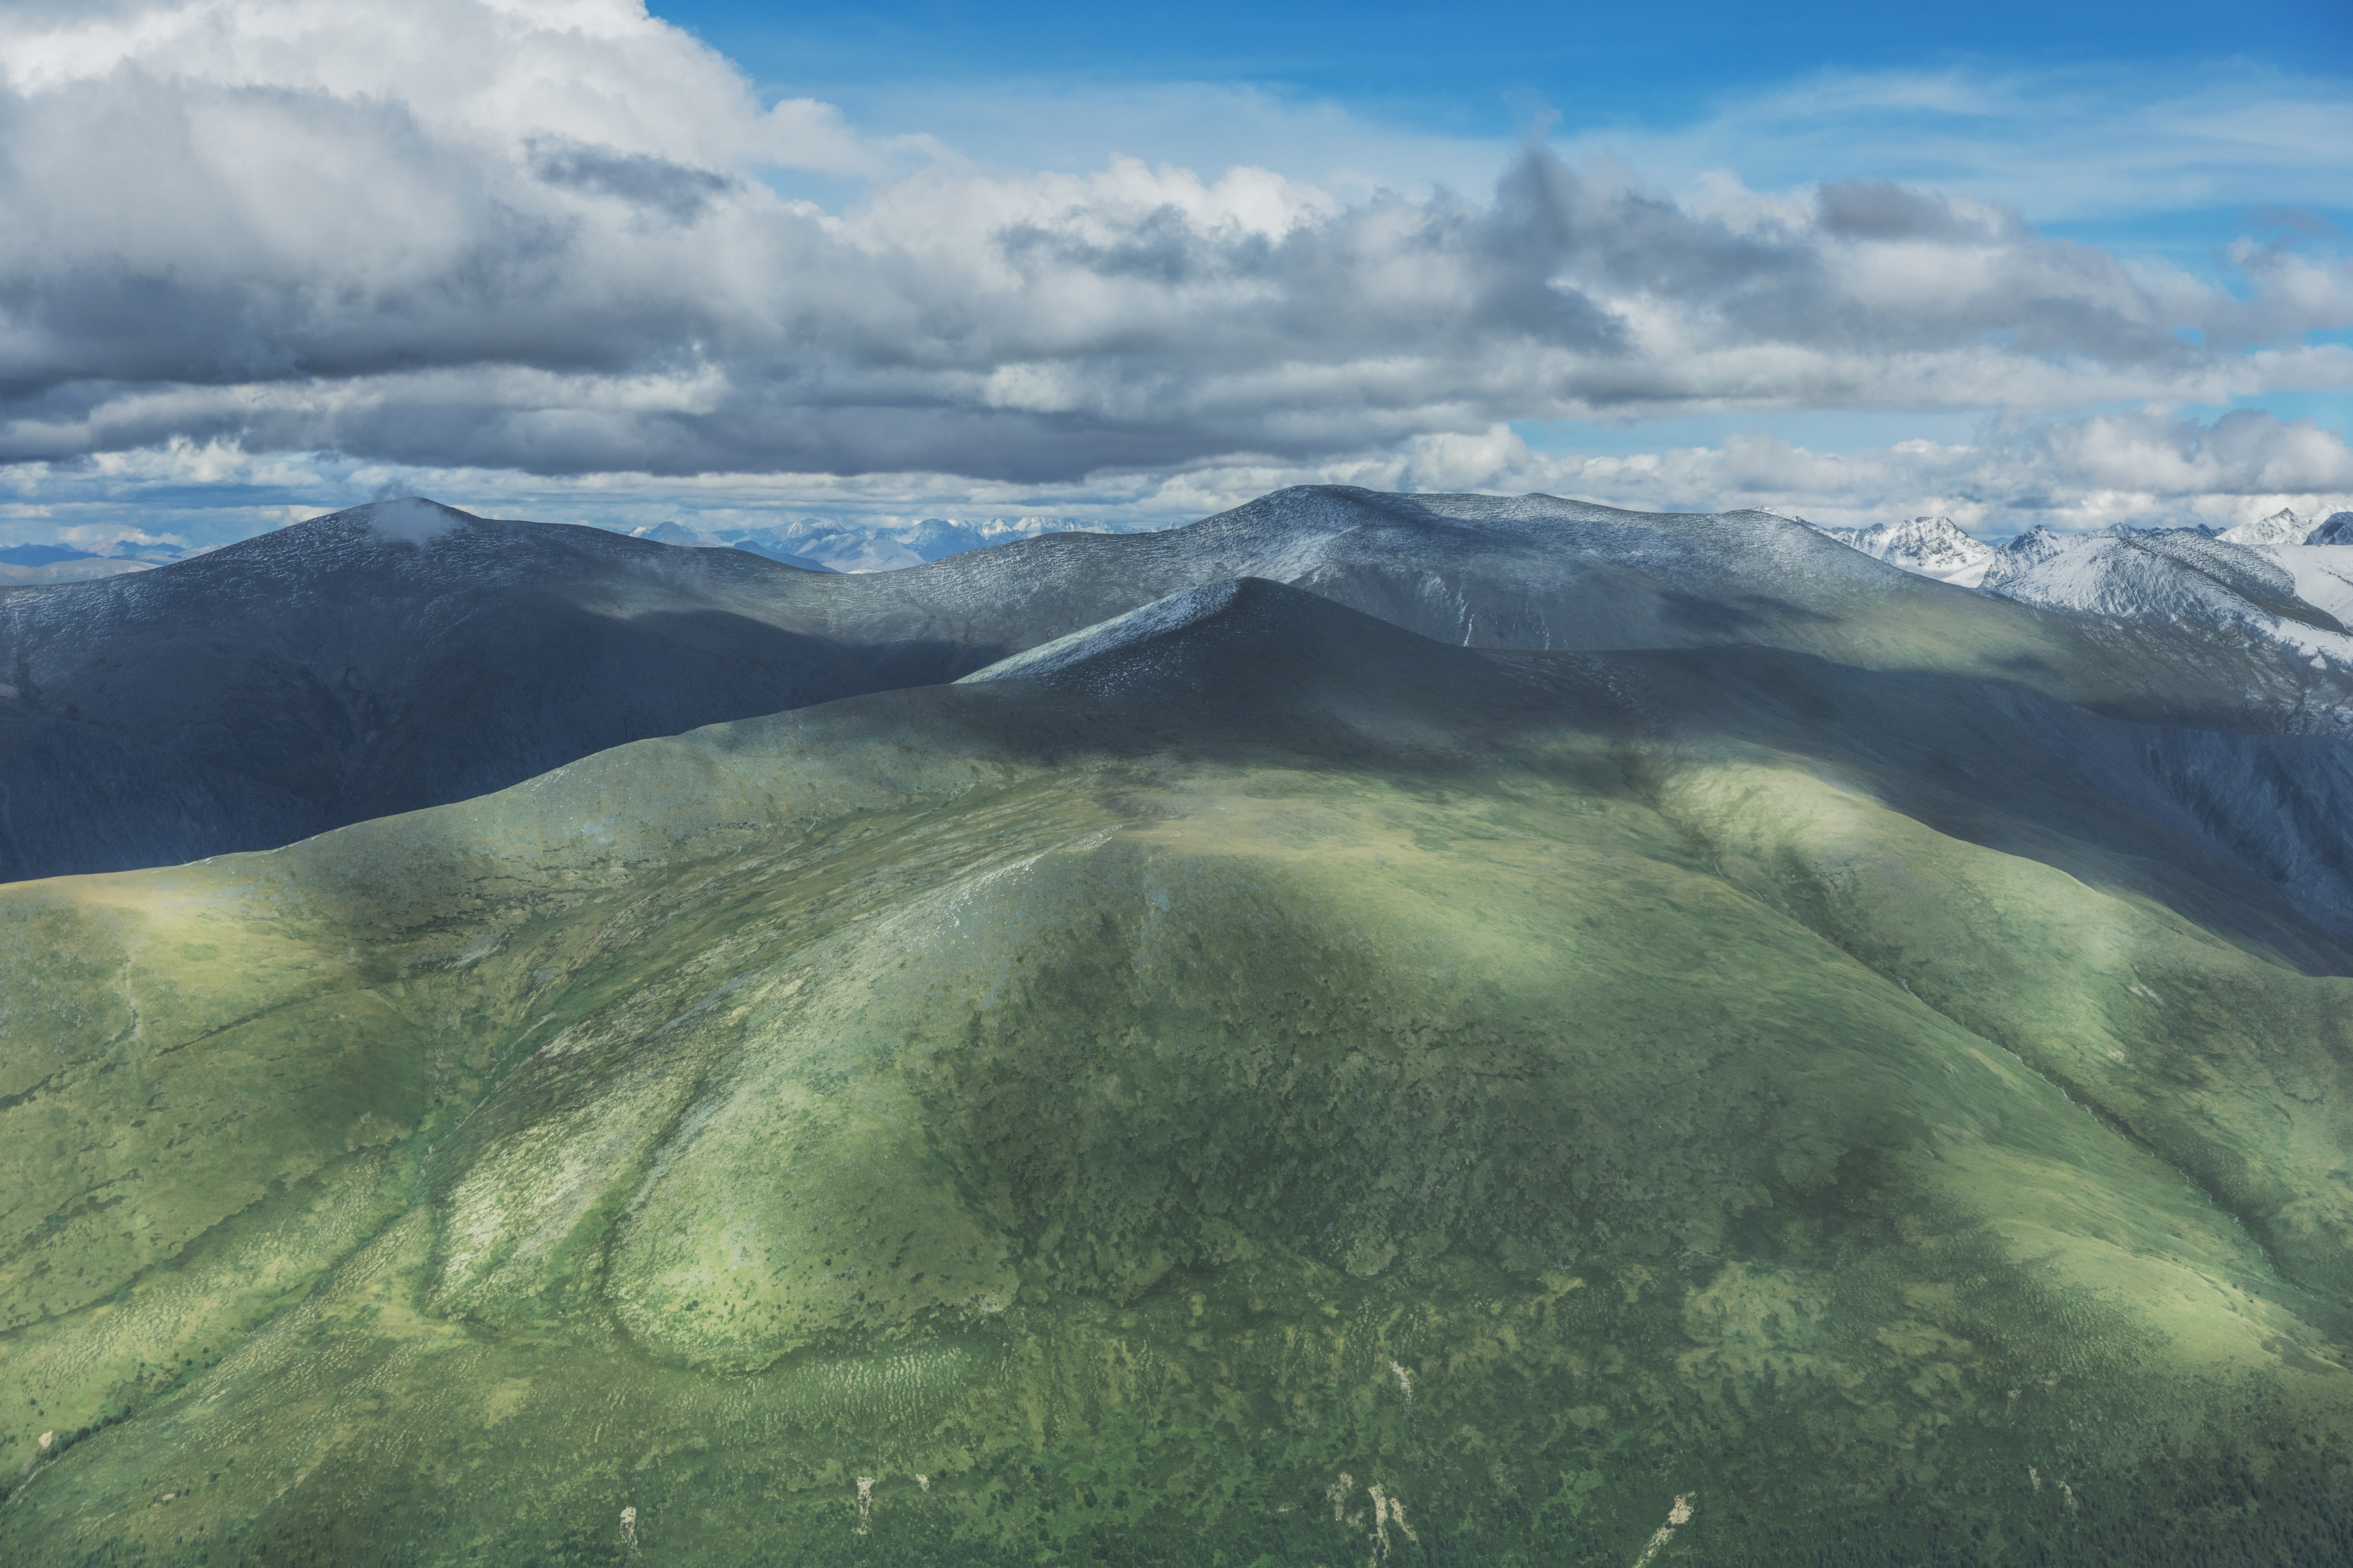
xmin=958 ymin=579 xmax=1250 ymax=687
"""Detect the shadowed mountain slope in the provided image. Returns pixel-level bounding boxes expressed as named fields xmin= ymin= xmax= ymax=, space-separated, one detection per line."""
xmin=7 ymin=579 xmax=2353 ymax=1566
xmin=0 ymin=499 xmax=877 ymax=882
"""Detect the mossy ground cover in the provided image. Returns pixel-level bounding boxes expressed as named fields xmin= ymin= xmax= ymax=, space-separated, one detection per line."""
xmin=5 ymin=653 xmax=2353 ymax=1566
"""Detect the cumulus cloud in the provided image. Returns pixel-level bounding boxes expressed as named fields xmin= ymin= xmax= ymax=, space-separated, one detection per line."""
xmin=0 ymin=0 xmax=2346 ymax=546
xmin=363 ymin=494 xmax=464 ymax=546
xmin=5 ymin=2 xmax=2348 ymax=470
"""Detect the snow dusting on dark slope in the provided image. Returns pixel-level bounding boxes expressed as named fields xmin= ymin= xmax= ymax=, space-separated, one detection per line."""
xmin=959 ymin=579 xmax=1271 ymax=696
xmin=906 ymin=486 xmax=2353 ymax=741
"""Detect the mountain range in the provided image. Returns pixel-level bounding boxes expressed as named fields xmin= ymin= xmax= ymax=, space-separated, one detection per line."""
xmin=2221 ymin=507 xmax=2353 ymax=548
xmin=13 ymin=489 xmax=2353 ymax=886
xmin=0 ymin=545 xmax=159 ymax=589
xmin=627 ymin=513 xmax=1162 ymax=575
xmin=7 ymin=489 xmax=2353 ymax=1565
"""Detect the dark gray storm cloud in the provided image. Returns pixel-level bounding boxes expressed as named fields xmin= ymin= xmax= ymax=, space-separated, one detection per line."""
xmin=1817 ymin=179 xmax=2014 ymax=243
xmin=528 ymin=140 xmax=733 ymax=224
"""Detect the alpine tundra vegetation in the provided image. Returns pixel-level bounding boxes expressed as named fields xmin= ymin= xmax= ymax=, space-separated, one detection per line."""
xmin=6 ymin=496 xmax=2353 ymax=1566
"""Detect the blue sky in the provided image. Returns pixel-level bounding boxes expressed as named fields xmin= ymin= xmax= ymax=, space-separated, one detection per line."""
xmin=655 ymin=0 xmax=2348 ymax=120
xmin=657 ymin=0 xmax=2353 ymax=272
xmin=0 ymin=0 xmax=2347 ymax=550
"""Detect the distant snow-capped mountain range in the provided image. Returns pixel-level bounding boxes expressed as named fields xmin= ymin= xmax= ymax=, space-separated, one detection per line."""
xmin=0 ymin=513 xmax=1144 ymax=585
xmin=1807 ymin=506 xmax=2353 ymax=667
xmin=2218 ymin=507 xmax=2353 ymax=547
xmin=628 ymin=514 xmax=1163 ymax=573
xmin=24 ymin=504 xmax=2346 ymax=588
xmin=1805 ymin=507 xmax=2353 ymax=596
xmin=0 ymin=542 xmax=178 ymax=585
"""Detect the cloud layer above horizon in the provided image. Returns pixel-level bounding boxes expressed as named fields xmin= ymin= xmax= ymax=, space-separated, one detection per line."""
xmin=3 ymin=0 xmax=2349 ymax=548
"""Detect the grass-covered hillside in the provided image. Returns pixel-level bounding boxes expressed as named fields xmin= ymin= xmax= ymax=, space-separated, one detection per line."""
xmin=4 ymin=580 xmax=2351 ymax=1566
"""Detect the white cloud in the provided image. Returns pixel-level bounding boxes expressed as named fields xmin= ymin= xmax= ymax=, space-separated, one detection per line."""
xmin=9 ymin=408 xmax=2344 ymax=554
xmin=799 ymin=63 xmax=2353 ymax=233
xmin=1559 ymin=65 xmax=2353 ymax=226
xmin=822 ymin=79 xmax=1511 ymax=205
xmin=0 ymin=0 xmax=2346 ymax=548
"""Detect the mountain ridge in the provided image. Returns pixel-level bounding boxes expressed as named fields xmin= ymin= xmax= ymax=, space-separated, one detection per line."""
xmin=8 ymin=485 xmax=2353 ymax=886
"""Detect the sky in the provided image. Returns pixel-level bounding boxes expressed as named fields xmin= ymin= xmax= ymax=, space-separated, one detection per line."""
xmin=0 ymin=0 xmax=2348 ymax=555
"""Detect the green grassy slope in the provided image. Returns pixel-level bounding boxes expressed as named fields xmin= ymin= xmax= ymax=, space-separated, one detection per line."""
xmin=4 ymin=583 xmax=2352 ymax=1566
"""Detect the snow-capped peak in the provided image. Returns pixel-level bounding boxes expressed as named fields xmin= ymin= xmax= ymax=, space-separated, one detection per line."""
xmin=629 ymin=520 xmax=715 ymax=546
xmin=629 ymin=518 xmax=834 ymax=572
xmin=1816 ymin=515 xmax=1995 ymax=587
xmin=2219 ymin=507 xmax=2308 ymax=546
